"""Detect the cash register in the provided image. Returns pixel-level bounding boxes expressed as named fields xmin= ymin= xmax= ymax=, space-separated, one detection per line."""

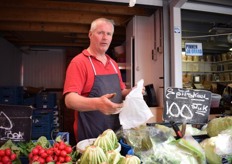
xmin=193 ymin=75 xmax=205 ymax=89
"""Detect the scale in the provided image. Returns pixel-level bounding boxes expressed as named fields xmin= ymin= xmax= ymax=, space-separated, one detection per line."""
xmin=193 ymin=75 xmax=205 ymax=89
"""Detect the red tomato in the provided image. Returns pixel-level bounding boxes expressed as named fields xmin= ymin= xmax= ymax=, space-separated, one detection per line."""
xmin=40 ymin=152 xmax=48 ymax=158
xmin=54 ymin=143 xmax=59 ymax=148
xmin=0 ymin=150 xmax=5 ymax=156
xmin=10 ymin=153 xmax=17 ymax=161
xmin=4 ymin=148 xmax=11 ymax=156
xmin=1 ymin=156 xmax=10 ymax=163
xmin=54 ymin=149 xmax=60 ymax=156
xmin=28 ymin=152 xmax=33 ymax=159
xmin=38 ymin=148 xmax=45 ymax=155
xmin=65 ymin=146 xmax=72 ymax=154
xmin=32 ymin=148 xmax=39 ymax=155
xmin=36 ymin=145 xmax=42 ymax=150
xmin=46 ymin=156 xmax=53 ymax=163
xmin=46 ymin=149 xmax=53 ymax=156
xmin=32 ymin=155 xmax=39 ymax=162
xmin=58 ymin=156 xmax=65 ymax=163
xmin=38 ymin=157 xmax=45 ymax=164
xmin=65 ymin=156 xmax=72 ymax=162
xmin=60 ymin=150 xmax=67 ymax=157
xmin=58 ymin=144 xmax=65 ymax=150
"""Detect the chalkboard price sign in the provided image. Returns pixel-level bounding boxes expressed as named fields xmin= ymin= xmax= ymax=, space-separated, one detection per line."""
xmin=0 ymin=104 xmax=33 ymax=144
xmin=163 ymin=87 xmax=212 ymax=124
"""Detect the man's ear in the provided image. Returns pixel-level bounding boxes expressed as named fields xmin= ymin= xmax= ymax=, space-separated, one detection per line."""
xmin=88 ymin=31 xmax=92 ymax=38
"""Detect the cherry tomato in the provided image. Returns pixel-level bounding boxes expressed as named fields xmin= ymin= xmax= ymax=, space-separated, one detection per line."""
xmin=65 ymin=146 xmax=72 ymax=154
xmin=0 ymin=150 xmax=5 ymax=156
xmin=10 ymin=153 xmax=17 ymax=161
xmin=32 ymin=148 xmax=39 ymax=155
xmin=60 ymin=150 xmax=67 ymax=157
xmin=65 ymin=155 xmax=72 ymax=162
xmin=46 ymin=156 xmax=53 ymax=163
xmin=58 ymin=156 xmax=65 ymax=163
xmin=1 ymin=156 xmax=10 ymax=163
xmin=4 ymin=148 xmax=11 ymax=156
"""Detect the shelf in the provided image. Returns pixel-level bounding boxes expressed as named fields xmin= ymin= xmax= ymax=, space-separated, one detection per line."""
xmin=183 ymin=71 xmax=212 ymax=74
xmin=118 ymin=63 xmax=126 ymax=70
xmin=211 ymin=59 xmax=232 ymax=64
xmin=211 ymin=70 xmax=232 ymax=73
xmin=183 ymin=59 xmax=232 ymax=64
xmin=182 ymin=61 xmax=213 ymax=63
xmin=211 ymin=81 xmax=232 ymax=83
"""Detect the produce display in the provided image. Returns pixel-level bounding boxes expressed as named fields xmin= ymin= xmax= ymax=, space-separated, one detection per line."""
xmin=28 ymin=140 xmax=72 ymax=163
xmin=0 ymin=136 xmax=78 ymax=164
xmin=119 ymin=116 xmax=232 ymax=164
xmin=0 ymin=148 xmax=17 ymax=163
xmin=1 ymin=116 xmax=232 ymax=164
xmin=77 ymin=129 xmax=141 ymax=164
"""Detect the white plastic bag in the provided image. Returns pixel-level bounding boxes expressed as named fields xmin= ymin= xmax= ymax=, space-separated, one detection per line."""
xmin=119 ymin=79 xmax=153 ymax=129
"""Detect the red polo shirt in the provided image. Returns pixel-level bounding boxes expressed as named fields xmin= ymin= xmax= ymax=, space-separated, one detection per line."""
xmin=63 ymin=49 xmax=126 ymax=141
xmin=63 ymin=49 xmax=126 ymax=96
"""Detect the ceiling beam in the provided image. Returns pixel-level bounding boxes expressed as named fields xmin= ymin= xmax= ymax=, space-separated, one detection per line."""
xmin=0 ymin=7 xmax=131 ymax=26
xmin=0 ymin=21 xmax=126 ymax=35
xmin=0 ymin=0 xmax=154 ymax=16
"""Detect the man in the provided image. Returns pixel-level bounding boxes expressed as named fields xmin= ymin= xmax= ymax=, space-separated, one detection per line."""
xmin=63 ymin=18 xmax=131 ymax=142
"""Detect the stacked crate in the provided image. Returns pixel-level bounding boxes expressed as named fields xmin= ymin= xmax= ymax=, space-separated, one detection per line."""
xmin=31 ymin=109 xmax=54 ymax=140
xmin=0 ymin=86 xmax=23 ymax=105
xmin=31 ymin=92 xmax=60 ymax=140
xmin=0 ymin=86 xmax=60 ymax=140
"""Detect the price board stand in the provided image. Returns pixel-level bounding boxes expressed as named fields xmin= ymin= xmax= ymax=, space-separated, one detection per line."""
xmin=163 ymin=87 xmax=212 ymax=125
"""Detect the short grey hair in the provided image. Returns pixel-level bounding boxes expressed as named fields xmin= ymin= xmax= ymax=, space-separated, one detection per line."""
xmin=90 ymin=18 xmax=115 ymax=33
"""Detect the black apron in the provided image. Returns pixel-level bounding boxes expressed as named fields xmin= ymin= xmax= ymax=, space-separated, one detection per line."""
xmin=77 ymin=56 xmax=122 ymax=141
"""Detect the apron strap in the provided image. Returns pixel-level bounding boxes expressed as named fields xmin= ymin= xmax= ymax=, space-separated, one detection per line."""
xmin=109 ymin=60 xmax=118 ymax=73
xmin=88 ymin=56 xmax=118 ymax=75
xmin=88 ymin=56 xmax=97 ymax=75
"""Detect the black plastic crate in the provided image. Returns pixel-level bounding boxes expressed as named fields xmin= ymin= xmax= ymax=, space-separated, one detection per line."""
xmin=36 ymin=92 xmax=57 ymax=108
xmin=31 ymin=109 xmax=53 ymax=140
xmin=0 ymin=86 xmax=24 ymax=105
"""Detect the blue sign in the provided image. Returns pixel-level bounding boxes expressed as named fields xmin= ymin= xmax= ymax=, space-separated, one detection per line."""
xmin=185 ymin=43 xmax=203 ymax=56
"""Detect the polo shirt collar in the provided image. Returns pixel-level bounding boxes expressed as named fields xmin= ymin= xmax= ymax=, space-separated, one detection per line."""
xmin=82 ymin=49 xmax=110 ymax=61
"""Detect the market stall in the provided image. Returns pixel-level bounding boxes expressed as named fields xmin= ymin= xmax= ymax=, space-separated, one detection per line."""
xmin=0 ymin=87 xmax=232 ymax=164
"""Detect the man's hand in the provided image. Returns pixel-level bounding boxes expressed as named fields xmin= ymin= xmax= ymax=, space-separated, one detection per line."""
xmin=97 ymin=93 xmax=123 ymax=115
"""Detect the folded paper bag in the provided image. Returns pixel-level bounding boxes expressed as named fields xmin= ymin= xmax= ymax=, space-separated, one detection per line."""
xmin=119 ymin=79 xmax=153 ymax=129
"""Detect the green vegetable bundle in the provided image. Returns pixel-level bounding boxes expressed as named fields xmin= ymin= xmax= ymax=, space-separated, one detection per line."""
xmin=207 ymin=116 xmax=232 ymax=137
xmin=94 ymin=129 xmax=119 ymax=153
xmin=78 ymin=145 xmax=107 ymax=164
xmin=77 ymin=129 xmax=141 ymax=164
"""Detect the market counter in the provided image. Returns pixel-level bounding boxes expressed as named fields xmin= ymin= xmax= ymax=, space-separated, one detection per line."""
xmin=146 ymin=107 xmax=163 ymax=123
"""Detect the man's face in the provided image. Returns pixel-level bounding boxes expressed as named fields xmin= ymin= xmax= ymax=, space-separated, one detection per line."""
xmin=89 ymin=22 xmax=113 ymax=54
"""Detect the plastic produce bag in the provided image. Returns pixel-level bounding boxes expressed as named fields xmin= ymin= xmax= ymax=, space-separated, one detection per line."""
xmin=119 ymin=79 xmax=153 ymax=129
